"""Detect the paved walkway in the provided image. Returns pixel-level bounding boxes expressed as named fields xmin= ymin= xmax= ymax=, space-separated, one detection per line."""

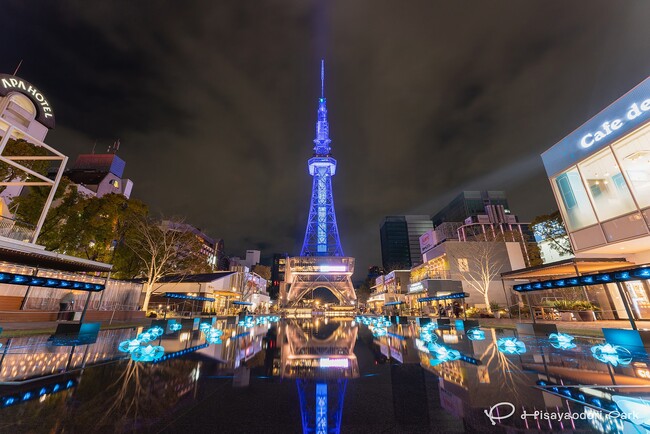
xmin=0 ymin=317 xmax=152 ymax=334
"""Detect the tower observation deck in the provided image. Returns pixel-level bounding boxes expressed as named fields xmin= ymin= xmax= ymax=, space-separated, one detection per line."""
xmin=280 ymin=61 xmax=356 ymax=307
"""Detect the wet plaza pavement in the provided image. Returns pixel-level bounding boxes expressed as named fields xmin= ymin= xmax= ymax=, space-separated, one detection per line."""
xmin=1 ymin=317 xmax=649 ymax=433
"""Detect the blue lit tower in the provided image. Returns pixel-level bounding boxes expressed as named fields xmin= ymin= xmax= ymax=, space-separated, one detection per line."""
xmin=281 ymin=60 xmax=356 ymax=307
xmin=301 ymin=60 xmax=344 ymax=257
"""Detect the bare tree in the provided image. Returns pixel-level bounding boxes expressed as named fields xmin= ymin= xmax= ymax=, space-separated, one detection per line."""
xmin=125 ymin=216 xmax=209 ymax=311
xmin=450 ymin=242 xmax=505 ymax=314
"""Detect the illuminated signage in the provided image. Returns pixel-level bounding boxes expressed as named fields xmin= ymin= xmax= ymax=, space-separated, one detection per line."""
xmin=542 ymin=75 xmax=650 ymax=177
xmin=319 ymin=265 xmax=347 ymax=272
xmin=0 ymin=74 xmax=55 ymax=128
xmin=409 ymin=282 xmax=425 ymax=293
xmin=580 ymin=99 xmax=650 ymax=148
xmin=319 ymin=358 xmax=349 ymax=368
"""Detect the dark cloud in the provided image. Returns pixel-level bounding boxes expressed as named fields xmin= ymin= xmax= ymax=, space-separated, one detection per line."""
xmin=3 ymin=0 xmax=650 ymax=277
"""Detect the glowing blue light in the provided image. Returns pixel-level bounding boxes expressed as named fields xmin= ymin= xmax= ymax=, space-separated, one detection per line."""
xmin=131 ymin=345 xmax=165 ymax=362
xmin=549 ymin=332 xmax=576 ymax=350
xmin=22 ymin=392 xmax=31 ymax=401
xmin=611 ymin=395 xmax=650 ymax=426
xmin=52 ymin=384 xmax=60 ymax=392
xmin=591 ymin=343 xmax=633 ymax=366
xmin=466 ymin=328 xmax=486 ymax=341
xmin=427 ymin=343 xmax=461 ymax=365
xmin=419 ymin=329 xmax=438 ymax=343
xmin=66 ymin=380 xmax=74 ymax=388
xmin=237 ymin=316 xmax=255 ymax=328
xmin=199 ymin=322 xmax=212 ymax=332
xmin=136 ymin=331 xmax=154 ymax=343
xmin=39 ymin=388 xmax=47 ymax=396
xmin=497 ymin=337 xmax=527 ymax=355
xmin=149 ymin=326 xmax=164 ymax=337
xmin=169 ymin=323 xmax=183 ymax=332
xmin=205 ymin=327 xmax=224 ymax=345
xmin=371 ymin=326 xmax=387 ymax=338
xmin=118 ymin=339 xmax=141 ymax=353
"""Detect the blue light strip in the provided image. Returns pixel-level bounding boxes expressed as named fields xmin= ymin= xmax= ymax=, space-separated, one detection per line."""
xmin=150 ymin=343 xmax=209 ymax=364
xmin=418 ymin=292 xmax=469 ymax=302
xmin=0 ymin=272 xmax=104 ymax=291
xmin=1 ymin=379 xmax=76 ymax=408
xmin=513 ymin=266 xmax=650 ymax=292
xmin=162 ymin=292 xmax=215 ymax=302
xmin=384 ymin=301 xmax=404 ymax=306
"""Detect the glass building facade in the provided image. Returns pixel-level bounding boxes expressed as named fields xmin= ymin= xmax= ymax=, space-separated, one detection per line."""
xmin=380 ymin=216 xmax=432 ymax=271
xmin=550 ymin=121 xmax=650 ymax=251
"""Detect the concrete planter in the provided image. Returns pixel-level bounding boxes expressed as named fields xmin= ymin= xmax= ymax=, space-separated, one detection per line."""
xmin=577 ymin=310 xmax=596 ymax=321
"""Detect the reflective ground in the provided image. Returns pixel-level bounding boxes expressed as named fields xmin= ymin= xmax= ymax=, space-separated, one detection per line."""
xmin=1 ymin=317 xmax=649 ymax=433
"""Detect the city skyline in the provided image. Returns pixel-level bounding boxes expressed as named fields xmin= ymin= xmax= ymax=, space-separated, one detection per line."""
xmin=3 ymin=2 xmax=650 ymax=275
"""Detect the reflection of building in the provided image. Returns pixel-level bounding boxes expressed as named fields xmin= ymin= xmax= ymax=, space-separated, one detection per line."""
xmin=505 ymin=76 xmax=650 ymax=323
xmin=65 ymin=152 xmax=134 ymax=199
xmin=380 ymin=215 xmax=433 ymax=271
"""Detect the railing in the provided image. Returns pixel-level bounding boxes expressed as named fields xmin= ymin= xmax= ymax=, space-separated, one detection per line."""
xmin=0 ymin=214 xmax=35 ymax=242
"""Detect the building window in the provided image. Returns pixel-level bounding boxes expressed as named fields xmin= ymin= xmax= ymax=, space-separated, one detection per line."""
xmin=578 ymin=148 xmax=637 ymax=221
xmin=457 ymin=258 xmax=469 ymax=272
xmin=612 ymin=123 xmax=650 ymax=209
xmin=553 ymin=167 xmax=598 ymax=231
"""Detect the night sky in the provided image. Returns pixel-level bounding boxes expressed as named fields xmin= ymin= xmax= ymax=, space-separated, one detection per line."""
xmin=3 ymin=1 xmax=650 ymax=277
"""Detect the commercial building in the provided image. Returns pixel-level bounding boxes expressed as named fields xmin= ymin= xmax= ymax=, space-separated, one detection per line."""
xmin=163 ymin=220 xmax=218 ymax=270
xmin=65 ymin=151 xmax=134 ymax=199
xmin=380 ymin=215 xmax=433 ymax=271
xmin=367 ymin=269 xmax=410 ymax=312
xmin=504 ymin=75 xmax=650 ymax=324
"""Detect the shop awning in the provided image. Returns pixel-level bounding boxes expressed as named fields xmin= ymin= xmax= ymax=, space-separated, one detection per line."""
xmin=0 ymin=239 xmax=112 ymax=272
xmin=232 ymin=301 xmax=253 ymax=306
xmin=418 ymin=292 xmax=469 ymax=302
xmin=501 ymin=257 xmax=633 ymax=280
xmin=513 ymin=265 xmax=650 ymax=292
xmin=162 ymin=292 xmax=214 ymax=302
xmin=384 ymin=301 xmax=404 ymax=306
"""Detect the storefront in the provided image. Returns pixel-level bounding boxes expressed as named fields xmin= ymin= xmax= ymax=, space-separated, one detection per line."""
xmin=511 ymin=76 xmax=650 ymax=323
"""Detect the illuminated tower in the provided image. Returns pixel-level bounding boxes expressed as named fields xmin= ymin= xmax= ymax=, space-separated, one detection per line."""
xmin=280 ymin=61 xmax=356 ymax=307
xmin=301 ymin=60 xmax=343 ymax=257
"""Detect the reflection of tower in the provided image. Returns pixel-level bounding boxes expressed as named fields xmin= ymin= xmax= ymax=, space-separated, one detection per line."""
xmin=296 ymin=380 xmax=347 ymax=434
xmin=280 ymin=320 xmax=359 ymax=434
xmin=280 ymin=61 xmax=356 ymax=307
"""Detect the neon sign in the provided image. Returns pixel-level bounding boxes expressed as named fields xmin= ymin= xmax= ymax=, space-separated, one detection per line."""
xmin=0 ymin=74 xmax=55 ymax=128
xmin=580 ymin=100 xmax=650 ymax=149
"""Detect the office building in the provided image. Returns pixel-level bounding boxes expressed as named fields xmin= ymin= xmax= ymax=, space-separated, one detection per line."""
xmin=380 ymin=215 xmax=433 ymax=271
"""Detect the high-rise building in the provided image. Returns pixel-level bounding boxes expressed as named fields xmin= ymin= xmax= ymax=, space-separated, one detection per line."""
xmin=380 ymin=215 xmax=432 ymax=271
xmin=431 ymin=191 xmax=512 ymax=227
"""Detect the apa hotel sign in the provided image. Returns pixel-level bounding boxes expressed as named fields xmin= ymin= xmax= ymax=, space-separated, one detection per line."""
xmin=542 ymin=76 xmax=650 ymax=177
xmin=0 ymin=74 xmax=55 ymax=129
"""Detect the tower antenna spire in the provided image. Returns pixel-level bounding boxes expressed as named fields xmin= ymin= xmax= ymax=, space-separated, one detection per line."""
xmin=321 ymin=59 xmax=324 ymax=98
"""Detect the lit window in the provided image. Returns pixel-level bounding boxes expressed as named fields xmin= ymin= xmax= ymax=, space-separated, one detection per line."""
xmin=553 ymin=167 xmax=598 ymax=231
xmin=578 ymin=148 xmax=636 ymax=221
xmin=457 ymin=258 xmax=469 ymax=272
xmin=612 ymin=123 xmax=650 ymax=208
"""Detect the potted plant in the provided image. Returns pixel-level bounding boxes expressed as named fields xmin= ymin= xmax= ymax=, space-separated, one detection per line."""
xmin=490 ymin=302 xmax=501 ymax=319
xmin=573 ymin=301 xmax=598 ymax=321
xmin=553 ymin=300 xmax=575 ymax=321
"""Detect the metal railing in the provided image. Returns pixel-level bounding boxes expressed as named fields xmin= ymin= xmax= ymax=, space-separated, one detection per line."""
xmin=0 ymin=214 xmax=35 ymax=242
